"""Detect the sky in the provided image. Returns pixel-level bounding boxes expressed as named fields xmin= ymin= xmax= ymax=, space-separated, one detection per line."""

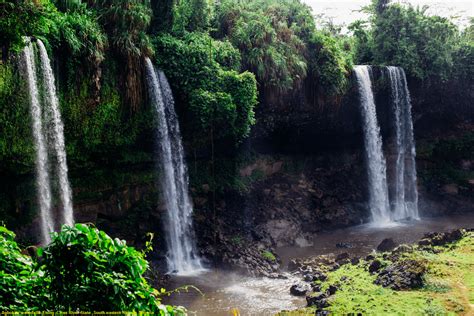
xmin=302 ymin=0 xmax=473 ymax=28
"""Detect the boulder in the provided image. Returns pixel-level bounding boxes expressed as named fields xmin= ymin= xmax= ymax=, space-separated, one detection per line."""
xmin=418 ymin=229 xmax=464 ymax=247
xmin=365 ymin=254 xmax=375 ymax=261
xmin=375 ymin=259 xmax=426 ymax=290
xmin=288 ymin=259 xmax=302 ymax=271
xmin=306 ymin=292 xmax=329 ymax=308
xmin=335 ymin=252 xmax=350 ymax=262
xmin=368 ymin=259 xmax=382 ymax=274
xmin=326 ymin=284 xmax=338 ymax=295
xmin=351 ymin=257 xmax=360 ymax=265
xmin=290 ymin=283 xmax=310 ymax=296
xmin=377 ymin=238 xmax=397 ymax=252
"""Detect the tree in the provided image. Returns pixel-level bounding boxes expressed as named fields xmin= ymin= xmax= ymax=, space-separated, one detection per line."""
xmin=372 ymin=4 xmax=458 ymax=81
xmin=89 ymin=0 xmax=153 ymax=112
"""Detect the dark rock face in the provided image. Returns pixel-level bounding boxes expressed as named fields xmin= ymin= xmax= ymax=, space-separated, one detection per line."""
xmin=375 ymin=260 xmax=426 ymax=290
xmin=225 ymin=154 xmax=369 ymax=248
xmin=377 ymin=238 xmax=398 ymax=252
xmin=290 ymin=283 xmax=311 ymax=296
xmin=202 ymin=234 xmax=281 ymax=277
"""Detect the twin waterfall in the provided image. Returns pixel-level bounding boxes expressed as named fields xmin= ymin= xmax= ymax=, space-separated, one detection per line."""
xmin=387 ymin=67 xmax=419 ymax=220
xmin=145 ymin=58 xmax=204 ymax=275
xmin=22 ymin=39 xmax=74 ymax=244
xmin=354 ymin=66 xmax=391 ymax=224
xmin=355 ymin=65 xmax=419 ymax=226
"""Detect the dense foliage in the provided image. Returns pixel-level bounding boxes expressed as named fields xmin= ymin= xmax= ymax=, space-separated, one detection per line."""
xmin=350 ymin=0 xmax=474 ymax=83
xmin=153 ymin=33 xmax=257 ymax=145
xmin=0 ymin=224 xmax=183 ymax=313
xmin=0 ymin=226 xmax=47 ymax=310
xmin=212 ymin=0 xmax=351 ymax=94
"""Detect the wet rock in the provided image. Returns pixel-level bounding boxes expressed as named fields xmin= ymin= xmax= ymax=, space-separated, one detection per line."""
xmin=377 ymin=238 xmax=397 ymax=252
xmin=375 ymin=259 xmax=426 ymax=290
xmin=336 ymin=242 xmax=353 ymax=249
xmin=365 ymin=254 xmax=375 ymax=261
xmin=290 ymin=283 xmax=310 ymax=296
xmin=368 ymin=259 xmax=382 ymax=274
xmin=306 ymin=292 xmax=329 ymax=308
xmin=351 ymin=257 xmax=360 ymax=265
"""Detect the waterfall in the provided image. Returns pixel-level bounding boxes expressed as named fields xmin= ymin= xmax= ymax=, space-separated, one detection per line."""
xmin=145 ymin=58 xmax=204 ymax=275
xmin=37 ymin=40 xmax=74 ymax=226
xmin=21 ymin=39 xmax=74 ymax=244
xmin=386 ymin=66 xmax=419 ymax=220
xmin=354 ymin=66 xmax=391 ymax=225
xmin=22 ymin=40 xmax=54 ymax=245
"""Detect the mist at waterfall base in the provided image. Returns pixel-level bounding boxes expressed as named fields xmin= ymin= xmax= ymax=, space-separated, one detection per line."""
xmin=354 ymin=65 xmax=420 ymax=227
xmin=145 ymin=58 xmax=205 ymax=276
xmin=21 ymin=39 xmax=74 ymax=245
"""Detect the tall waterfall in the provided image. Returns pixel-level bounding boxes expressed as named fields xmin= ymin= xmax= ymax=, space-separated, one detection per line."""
xmin=37 ymin=40 xmax=74 ymax=226
xmin=145 ymin=58 xmax=204 ymax=275
xmin=21 ymin=39 xmax=74 ymax=244
xmin=354 ymin=66 xmax=391 ymax=225
xmin=22 ymin=41 xmax=54 ymax=244
xmin=386 ymin=66 xmax=419 ymax=220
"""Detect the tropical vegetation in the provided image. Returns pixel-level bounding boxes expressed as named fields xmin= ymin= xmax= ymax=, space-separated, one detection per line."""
xmin=0 ymin=224 xmax=183 ymax=313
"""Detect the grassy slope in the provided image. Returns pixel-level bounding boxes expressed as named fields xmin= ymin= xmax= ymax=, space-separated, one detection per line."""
xmin=280 ymin=232 xmax=474 ymax=315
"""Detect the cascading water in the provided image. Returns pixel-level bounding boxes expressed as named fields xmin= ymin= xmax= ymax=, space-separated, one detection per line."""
xmin=21 ymin=39 xmax=74 ymax=244
xmin=386 ymin=66 xmax=419 ymax=220
xmin=22 ymin=40 xmax=54 ymax=245
xmin=145 ymin=58 xmax=204 ymax=275
xmin=37 ymin=40 xmax=74 ymax=226
xmin=354 ymin=65 xmax=391 ymax=225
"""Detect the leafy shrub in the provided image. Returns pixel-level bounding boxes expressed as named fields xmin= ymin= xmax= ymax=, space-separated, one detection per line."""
xmin=0 ymin=224 xmax=183 ymax=314
xmin=0 ymin=226 xmax=48 ymax=311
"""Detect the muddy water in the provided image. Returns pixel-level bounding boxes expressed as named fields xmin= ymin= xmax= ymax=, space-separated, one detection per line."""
xmin=278 ymin=214 xmax=474 ymax=266
xmin=165 ymin=214 xmax=474 ymax=315
xmin=164 ymin=271 xmax=304 ymax=315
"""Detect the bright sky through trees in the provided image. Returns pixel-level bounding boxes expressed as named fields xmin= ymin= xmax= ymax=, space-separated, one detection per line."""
xmin=304 ymin=0 xmax=473 ymax=27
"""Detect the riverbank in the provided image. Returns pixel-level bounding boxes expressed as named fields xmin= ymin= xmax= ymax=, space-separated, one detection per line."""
xmin=163 ymin=214 xmax=474 ymax=315
xmin=282 ymin=229 xmax=473 ymax=315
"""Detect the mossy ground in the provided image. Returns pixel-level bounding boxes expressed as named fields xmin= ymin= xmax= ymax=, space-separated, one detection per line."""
xmin=280 ymin=232 xmax=474 ymax=315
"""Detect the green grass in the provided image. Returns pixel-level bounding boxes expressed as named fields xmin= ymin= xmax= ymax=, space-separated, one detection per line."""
xmin=281 ymin=233 xmax=474 ymax=315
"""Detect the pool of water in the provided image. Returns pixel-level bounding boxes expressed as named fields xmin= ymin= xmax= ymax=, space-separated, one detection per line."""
xmin=164 ymin=214 xmax=474 ymax=315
